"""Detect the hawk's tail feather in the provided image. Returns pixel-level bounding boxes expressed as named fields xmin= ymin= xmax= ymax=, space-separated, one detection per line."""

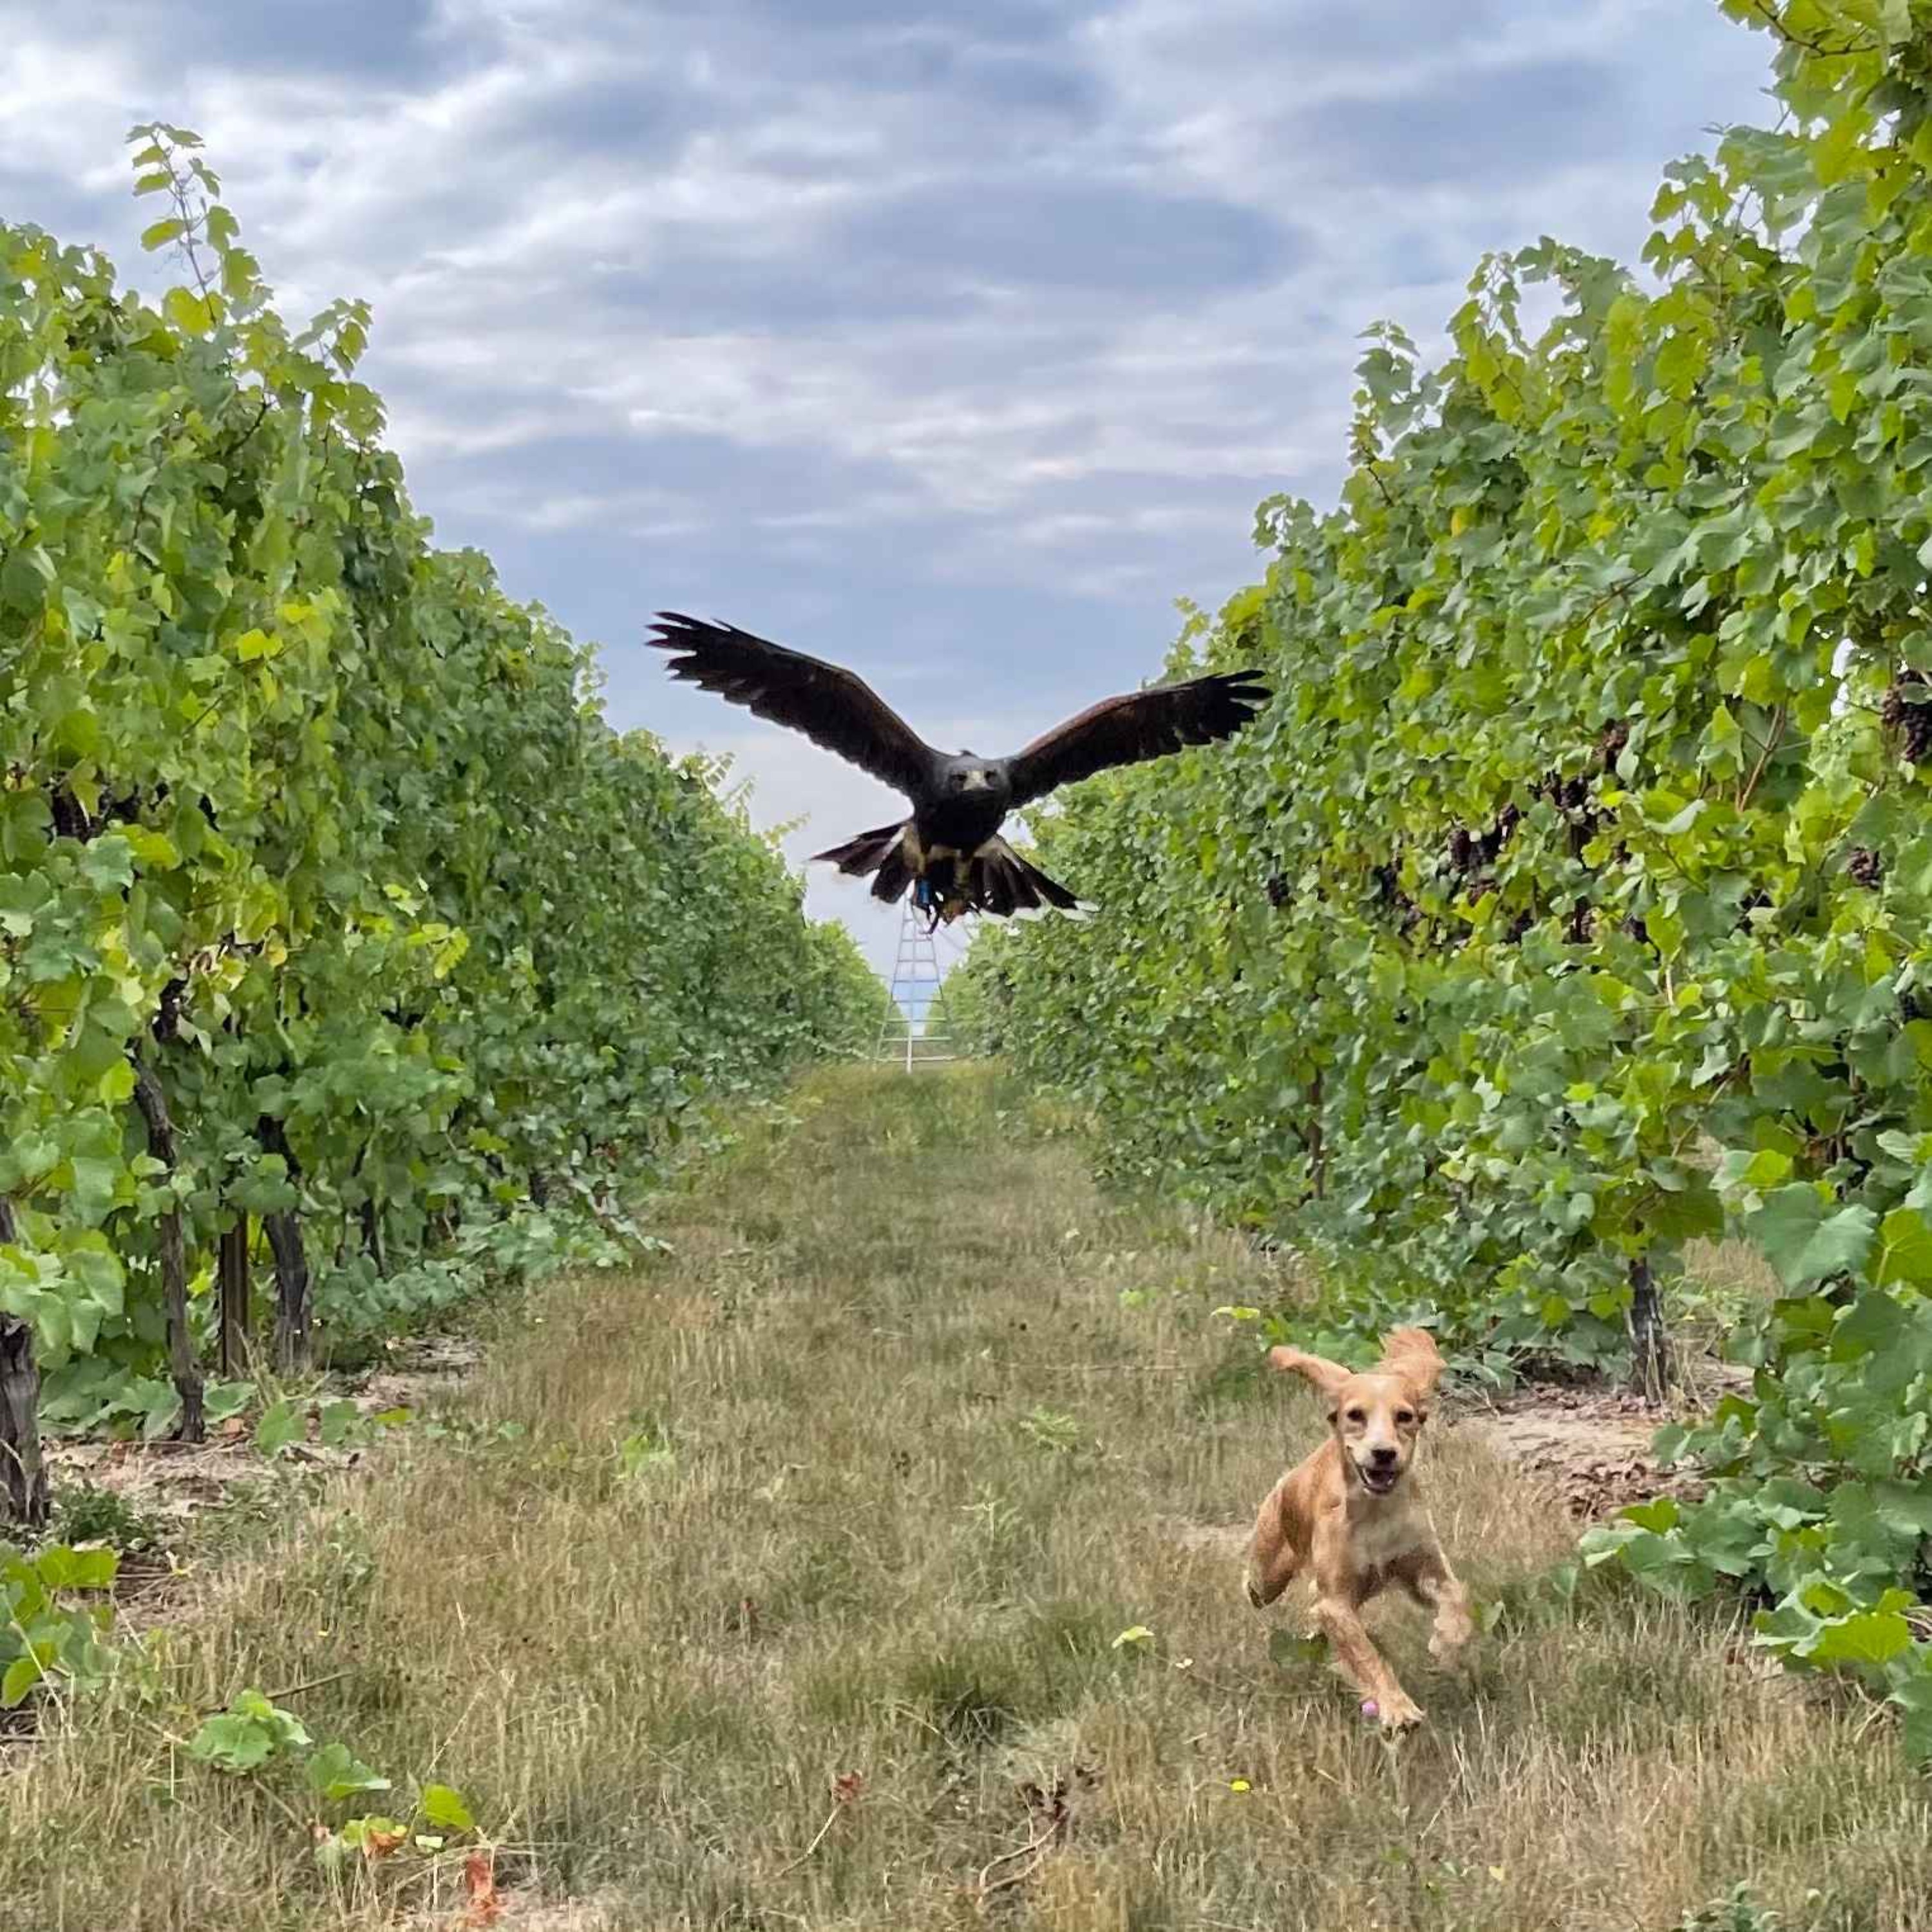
xmin=978 ymin=838 xmax=1093 ymax=920
xmin=807 ymin=822 xmax=1093 ymax=920
xmin=812 ymin=821 xmax=908 ymax=877
xmin=807 ymin=820 xmax=919 ymax=904
xmin=871 ymin=848 xmax=916 ymax=903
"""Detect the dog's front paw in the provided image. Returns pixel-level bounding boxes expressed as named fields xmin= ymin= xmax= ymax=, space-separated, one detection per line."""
xmin=1371 ymin=1690 xmax=1424 ymax=1730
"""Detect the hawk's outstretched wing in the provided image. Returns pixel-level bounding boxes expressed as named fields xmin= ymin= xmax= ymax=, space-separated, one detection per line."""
xmin=647 ymin=613 xmax=935 ymax=798
xmin=1004 ymin=668 xmax=1269 ymax=808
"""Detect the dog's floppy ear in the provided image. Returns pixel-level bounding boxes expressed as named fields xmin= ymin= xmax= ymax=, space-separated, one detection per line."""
xmin=1376 ymin=1326 xmax=1444 ymax=1405
xmin=1267 ymin=1345 xmax=1352 ymax=1401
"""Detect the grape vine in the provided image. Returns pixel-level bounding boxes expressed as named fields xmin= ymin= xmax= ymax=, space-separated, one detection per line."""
xmin=0 ymin=128 xmax=878 ymax=1515
xmin=953 ymin=1 xmax=1932 ymax=1756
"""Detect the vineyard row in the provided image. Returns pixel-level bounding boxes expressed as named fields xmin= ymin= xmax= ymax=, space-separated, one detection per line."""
xmin=946 ymin=3 xmax=1932 ymax=1759
xmin=0 ymin=128 xmax=879 ymax=1527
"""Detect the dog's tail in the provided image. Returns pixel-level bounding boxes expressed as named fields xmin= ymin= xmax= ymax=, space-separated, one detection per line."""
xmin=812 ymin=822 xmax=916 ymax=904
xmin=974 ymin=837 xmax=1092 ymax=920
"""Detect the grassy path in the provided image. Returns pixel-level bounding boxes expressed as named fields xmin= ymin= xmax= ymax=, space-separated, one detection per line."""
xmin=4 ymin=1067 xmax=1926 ymax=1930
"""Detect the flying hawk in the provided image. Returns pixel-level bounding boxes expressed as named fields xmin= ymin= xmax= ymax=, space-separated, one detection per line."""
xmin=646 ymin=613 xmax=1268 ymax=925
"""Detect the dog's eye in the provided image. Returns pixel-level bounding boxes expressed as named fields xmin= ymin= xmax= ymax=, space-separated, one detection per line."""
xmin=1396 ymin=1408 xmax=1414 ymax=1425
xmin=1344 ymin=1406 xmax=1366 ymax=1424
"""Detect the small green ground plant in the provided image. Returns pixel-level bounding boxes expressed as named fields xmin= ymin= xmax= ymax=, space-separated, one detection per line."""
xmin=0 ymin=1540 xmax=118 ymax=1708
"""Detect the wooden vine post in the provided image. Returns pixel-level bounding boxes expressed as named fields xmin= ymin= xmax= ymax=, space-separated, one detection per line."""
xmin=218 ymin=1218 xmax=251 ymax=1379
xmin=1627 ymin=1255 xmax=1673 ymax=1405
xmin=130 ymin=1057 xmax=206 ymax=1442
xmin=256 ymin=1116 xmax=312 ymax=1370
xmin=0 ymin=1199 xmax=50 ymax=1530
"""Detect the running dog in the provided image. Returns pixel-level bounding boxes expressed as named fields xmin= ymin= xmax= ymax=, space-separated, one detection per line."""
xmin=1244 ymin=1326 xmax=1474 ymax=1730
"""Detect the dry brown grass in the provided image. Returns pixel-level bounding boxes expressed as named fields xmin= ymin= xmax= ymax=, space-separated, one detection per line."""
xmin=1 ymin=1066 xmax=1922 ymax=1931
xmin=1684 ymin=1235 xmax=1783 ymax=1307
xmin=1679 ymin=1143 xmax=1782 ymax=1364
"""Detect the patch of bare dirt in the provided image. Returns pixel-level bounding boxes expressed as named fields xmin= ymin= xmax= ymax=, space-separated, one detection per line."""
xmin=41 ymin=1334 xmax=487 ymax=1623
xmin=1452 ymin=1387 xmax=1709 ymax=1522
xmin=47 ymin=1435 xmax=262 ymax=1537
xmin=348 ymin=1333 xmax=485 ymax=1414
xmin=405 ymin=1883 xmax=627 ymax=1931
xmin=43 ymin=1430 xmax=330 ymax=1632
xmin=503 ymin=1897 xmax=626 ymax=1931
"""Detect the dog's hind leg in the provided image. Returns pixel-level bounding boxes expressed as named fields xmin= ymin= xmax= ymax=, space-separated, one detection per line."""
xmin=1243 ymin=1482 xmax=1302 ymax=1608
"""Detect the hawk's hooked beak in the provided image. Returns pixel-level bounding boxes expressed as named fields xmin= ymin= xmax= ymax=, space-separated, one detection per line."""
xmin=962 ymin=768 xmax=993 ymax=791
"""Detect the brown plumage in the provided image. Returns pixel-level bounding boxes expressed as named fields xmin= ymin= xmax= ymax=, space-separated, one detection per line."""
xmin=647 ymin=611 xmax=1268 ymax=922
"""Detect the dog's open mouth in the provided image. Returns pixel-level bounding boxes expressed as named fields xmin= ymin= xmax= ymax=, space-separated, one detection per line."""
xmin=1355 ymin=1461 xmax=1402 ymax=1495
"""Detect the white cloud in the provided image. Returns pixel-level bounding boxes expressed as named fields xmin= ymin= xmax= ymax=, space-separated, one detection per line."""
xmin=1 ymin=0 xmax=1777 ymax=981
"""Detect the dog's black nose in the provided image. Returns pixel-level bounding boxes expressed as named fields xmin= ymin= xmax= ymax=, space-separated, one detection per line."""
xmin=1370 ymin=1444 xmax=1398 ymax=1467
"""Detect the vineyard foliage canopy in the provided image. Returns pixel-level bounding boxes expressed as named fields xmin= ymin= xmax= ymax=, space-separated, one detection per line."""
xmin=951 ymin=1 xmax=1932 ymax=1757
xmin=0 ymin=126 xmax=879 ymax=1497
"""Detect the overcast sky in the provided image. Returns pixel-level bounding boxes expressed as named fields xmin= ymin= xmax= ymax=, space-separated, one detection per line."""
xmin=2 ymin=0 xmax=1775 ymax=980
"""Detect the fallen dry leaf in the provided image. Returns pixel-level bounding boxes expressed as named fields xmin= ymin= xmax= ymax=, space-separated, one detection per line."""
xmin=463 ymin=1850 xmax=502 ymax=1927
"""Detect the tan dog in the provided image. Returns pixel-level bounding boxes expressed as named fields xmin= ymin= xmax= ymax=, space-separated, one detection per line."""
xmin=1244 ymin=1326 xmax=1473 ymax=1730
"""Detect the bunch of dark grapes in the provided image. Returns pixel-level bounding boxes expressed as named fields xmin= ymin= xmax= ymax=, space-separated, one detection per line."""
xmin=1846 ymin=846 xmax=1884 ymax=889
xmin=151 ymin=976 xmax=188 ymax=1044
xmin=1265 ymin=873 xmax=1289 ymax=908
xmin=1884 ymin=669 xmax=1932 ymax=762
xmin=48 ymin=784 xmax=93 ymax=842
xmin=1536 ymin=770 xmax=1602 ymax=857
xmin=1373 ymin=862 xmax=1421 ymax=937
xmin=1450 ymin=802 xmax=1520 ymax=874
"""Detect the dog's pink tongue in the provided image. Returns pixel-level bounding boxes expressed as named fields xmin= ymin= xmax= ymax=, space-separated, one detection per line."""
xmin=1361 ymin=1699 xmax=1379 ymax=1721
